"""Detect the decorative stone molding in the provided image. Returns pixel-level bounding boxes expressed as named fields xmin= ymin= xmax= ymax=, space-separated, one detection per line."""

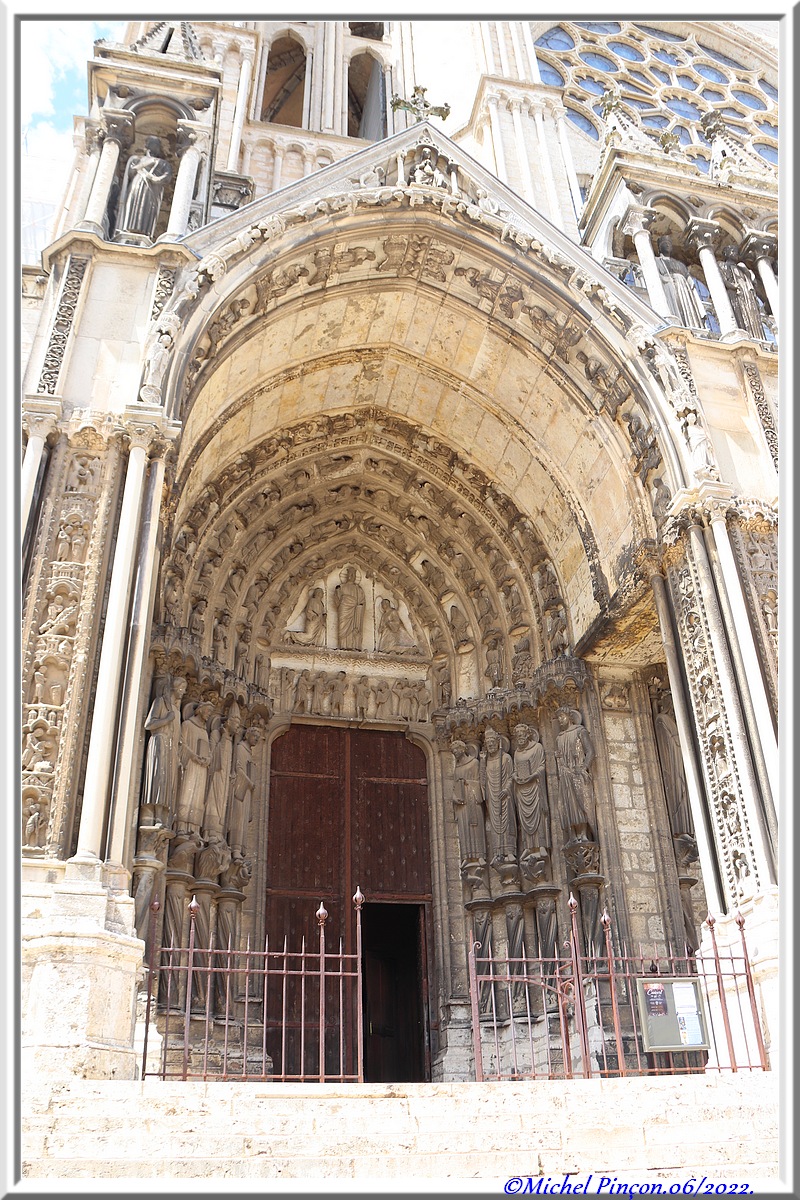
xmin=665 ymin=537 xmax=761 ymax=905
xmin=741 ymin=361 xmax=778 ymax=472
xmin=35 ymin=256 xmax=90 ymax=396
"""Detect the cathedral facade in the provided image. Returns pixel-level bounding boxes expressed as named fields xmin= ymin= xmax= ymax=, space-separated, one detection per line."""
xmin=19 ymin=17 xmax=780 ymax=1175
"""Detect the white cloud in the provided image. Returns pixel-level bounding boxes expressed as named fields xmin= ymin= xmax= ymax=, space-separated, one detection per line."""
xmin=21 ymin=121 xmax=76 ymax=206
xmin=20 ymin=20 xmax=125 ymax=127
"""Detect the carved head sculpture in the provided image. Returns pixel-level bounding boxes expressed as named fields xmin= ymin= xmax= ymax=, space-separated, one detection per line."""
xmin=245 ymin=725 xmax=262 ymax=748
xmin=483 ymin=727 xmax=500 ymax=754
xmin=144 ymin=135 xmax=166 ymax=158
xmin=557 ymin=705 xmax=582 ymax=731
xmin=451 ymin=739 xmax=467 ymax=761
xmin=513 ymin=723 xmax=539 ymax=748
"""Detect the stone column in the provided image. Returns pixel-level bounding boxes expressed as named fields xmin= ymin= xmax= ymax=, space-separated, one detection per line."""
xmin=74 ymin=421 xmax=159 ymax=864
xmin=165 ymin=122 xmax=210 ymax=239
xmin=79 ymin=110 xmax=134 ymax=236
xmin=241 ymin=140 xmax=253 ymax=176
xmin=508 ymin=97 xmax=535 ymax=206
xmin=620 ymin=206 xmax=671 ymax=319
xmin=551 ymin=103 xmax=584 ymax=221
xmin=105 ymin=438 xmax=177 ymax=882
xmin=270 ymin=140 xmax=285 ymax=192
xmin=69 ymin=120 xmax=103 ymax=229
xmin=21 ymin=405 xmax=60 ymax=537
xmin=527 ymin=99 xmax=561 ymax=228
xmin=740 ymin=231 xmax=779 ymax=324
xmin=226 ymin=47 xmax=255 ymax=172
xmin=486 ymin=95 xmax=508 ymax=181
xmin=648 ymin=566 xmax=723 ymax=913
xmin=685 ymin=219 xmax=737 ymax=336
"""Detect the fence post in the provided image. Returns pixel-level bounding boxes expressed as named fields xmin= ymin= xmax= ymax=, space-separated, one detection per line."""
xmin=601 ymin=909 xmax=626 ymax=1075
xmin=735 ymin=911 xmax=769 ymax=1070
xmin=140 ymin=897 xmax=161 ymax=1080
xmin=468 ymin=940 xmax=485 ymax=1082
xmin=568 ymin=894 xmax=592 ymax=1078
xmin=353 ymin=886 xmax=365 ymax=1083
xmin=317 ymin=901 xmax=328 ymax=1082
xmin=183 ymin=896 xmax=199 ymax=1081
xmin=706 ymin=913 xmax=738 ymax=1072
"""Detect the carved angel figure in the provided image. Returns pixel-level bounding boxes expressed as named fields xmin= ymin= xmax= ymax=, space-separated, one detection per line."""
xmin=285 ymin=587 xmax=327 ymax=646
xmin=377 ymin=598 xmax=417 ymax=653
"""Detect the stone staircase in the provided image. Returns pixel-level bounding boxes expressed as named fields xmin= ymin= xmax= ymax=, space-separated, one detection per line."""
xmin=22 ymin=1073 xmax=780 ymax=1183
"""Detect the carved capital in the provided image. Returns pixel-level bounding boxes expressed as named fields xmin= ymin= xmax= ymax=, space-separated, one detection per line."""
xmin=620 ymin=203 xmax=656 ymax=239
xmin=22 ymin=401 xmax=62 ymax=443
xmin=83 ymin=118 xmax=103 ymax=155
xmin=177 ymin=121 xmax=212 ymax=159
xmin=62 ymin=408 xmax=120 ymax=447
xmin=684 ymin=218 xmax=723 ymax=254
xmin=99 ymin=109 xmax=135 ymax=149
xmin=739 ymin=230 xmax=778 ymax=266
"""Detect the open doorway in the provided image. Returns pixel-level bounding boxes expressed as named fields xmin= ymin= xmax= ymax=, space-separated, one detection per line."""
xmin=362 ymin=903 xmax=428 ymax=1082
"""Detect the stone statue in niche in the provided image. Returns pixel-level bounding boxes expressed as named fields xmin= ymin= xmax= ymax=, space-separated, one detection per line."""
xmin=480 ymin=727 xmax=516 ymax=866
xmin=175 ymin=699 xmax=215 ymax=834
xmin=718 ymin=247 xmax=765 ymax=339
xmin=141 ymin=676 xmax=186 ymax=819
xmin=512 ymin=723 xmax=550 ymax=879
xmin=653 ymin=695 xmax=694 ymax=839
xmin=451 ymin=739 xmax=486 ymax=868
xmin=333 ymin=567 xmax=366 ymax=650
xmin=554 ymin=707 xmax=596 ymax=843
xmin=65 ymin=454 xmax=99 ymax=493
xmin=234 ymin=627 xmax=251 ymax=679
xmin=285 ymin=587 xmax=327 ymax=646
xmin=226 ymin=726 xmax=261 ymax=861
xmin=31 ymin=662 xmax=47 ymax=704
xmin=117 ymin=136 xmax=173 ymax=239
xmin=411 ymin=146 xmax=449 ymax=188
xmin=484 ymin=639 xmax=503 ymax=688
xmin=683 ymin=411 xmax=718 ymax=479
xmin=651 ymin=477 xmax=671 ymax=524
xmin=203 ymin=702 xmax=241 ymax=840
xmin=377 ymin=597 xmax=417 ymax=653
xmin=546 ymin=606 xmax=570 ymax=657
xmin=654 ymin=236 xmax=705 ymax=329
xmin=310 ymin=671 xmax=327 ymax=715
xmin=140 ymin=331 xmax=173 ymax=402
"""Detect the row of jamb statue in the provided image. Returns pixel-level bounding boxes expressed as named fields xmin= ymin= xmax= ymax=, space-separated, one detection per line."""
xmin=451 ymin=707 xmax=596 ymax=885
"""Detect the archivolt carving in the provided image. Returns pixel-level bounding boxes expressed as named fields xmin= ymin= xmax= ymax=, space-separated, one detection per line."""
xmin=729 ymin=513 xmax=778 ymax=720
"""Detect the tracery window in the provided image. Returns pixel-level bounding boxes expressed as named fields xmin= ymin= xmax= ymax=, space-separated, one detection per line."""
xmin=533 ymin=21 xmax=778 ymax=170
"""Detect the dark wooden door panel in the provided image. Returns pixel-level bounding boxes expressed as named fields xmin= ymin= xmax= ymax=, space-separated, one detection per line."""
xmin=352 ymin=780 xmax=431 ymax=897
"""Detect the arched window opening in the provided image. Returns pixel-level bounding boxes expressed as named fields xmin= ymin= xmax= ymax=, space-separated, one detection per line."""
xmin=261 ymin=36 xmax=307 ymax=127
xmin=349 ymin=22 xmax=385 ymax=40
xmin=348 ymin=52 xmax=387 ymax=140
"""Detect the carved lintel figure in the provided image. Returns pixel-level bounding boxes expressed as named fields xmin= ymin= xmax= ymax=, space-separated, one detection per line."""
xmin=374 ymin=678 xmax=393 ymax=720
xmin=285 ymin=586 xmax=327 ymax=646
xmin=31 ymin=662 xmax=46 ymax=704
xmin=451 ymin=739 xmax=486 ymax=868
xmin=326 ymin=671 xmax=348 ymax=716
xmin=226 ymin=726 xmax=261 ymax=861
xmin=175 ymin=699 xmax=214 ymax=834
xmin=512 ymin=724 xmax=550 ymax=876
xmin=354 ymin=676 xmax=372 ymax=720
xmin=415 ymin=680 xmax=432 ymax=722
xmin=294 ymin=669 xmax=313 ymax=713
xmin=480 ymin=727 xmax=516 ymax=865
xmin=333 ymin=567 xmax=366 ymax=649
xmin=554 ymin=707 xmax=596 ymax=843
xmin=377 ymin=597 xmax=417 ymax=653
xmin=117 ymin=136 xmax=173 ymax=240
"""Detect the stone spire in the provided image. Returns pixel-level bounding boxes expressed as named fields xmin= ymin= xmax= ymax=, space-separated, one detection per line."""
xmin=128 ymin=21 xmax=205 ymax=63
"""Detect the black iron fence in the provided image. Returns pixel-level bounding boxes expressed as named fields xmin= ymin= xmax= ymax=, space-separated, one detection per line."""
xmin=141 ymin=889 xmax=365 ymax=1082
xmin=468 ymin=896 xmax=768 ymax=1081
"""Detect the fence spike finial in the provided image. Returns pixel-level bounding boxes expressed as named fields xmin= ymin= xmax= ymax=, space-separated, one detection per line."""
xmin=568 ymin=892 xmax=578 ymax=913
xmin=188 ymin=895 xmax=199 ymax=917
xmin=600 ymin=908 xmax=611 ymax=928
xmin=316 ymin=900 xmax=328 ymax=927
xmin=353 ymin=885 xmax=364 ymax=909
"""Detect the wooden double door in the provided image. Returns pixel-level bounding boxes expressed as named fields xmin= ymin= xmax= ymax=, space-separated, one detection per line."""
xmin=265 ymin=725 xmax=432 ymax=1081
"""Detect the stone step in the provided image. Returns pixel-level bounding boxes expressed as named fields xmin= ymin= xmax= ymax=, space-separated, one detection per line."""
xmin=22 ymin=1074 xmax=780 ymax=1182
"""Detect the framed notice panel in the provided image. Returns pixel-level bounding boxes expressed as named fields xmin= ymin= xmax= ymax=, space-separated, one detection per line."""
xmin=635 ymin=976 xmax=711 ymax=1052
